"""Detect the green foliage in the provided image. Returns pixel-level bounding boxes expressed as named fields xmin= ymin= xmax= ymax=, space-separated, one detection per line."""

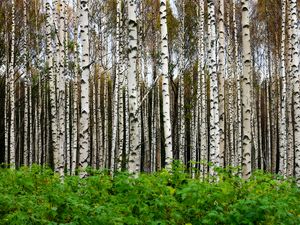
xmin=0 ymin=164 xmax=299 ymax=225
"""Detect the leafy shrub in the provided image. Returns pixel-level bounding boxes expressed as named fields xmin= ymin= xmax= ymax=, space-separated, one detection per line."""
xmin=0 ymin=164 xmax=299 ymax=224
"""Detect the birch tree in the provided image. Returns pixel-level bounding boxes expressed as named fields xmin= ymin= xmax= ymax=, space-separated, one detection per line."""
xmin=218 ymin=0 xmax=225 ymax=167
xmin=177 ymin=0 xmax=185 ymax=163
xmin=79 ymin=0 xmax=90 ymax=177
xmin=9 ymin=0 xmax=16 ymax=167
xmin=160 ymin=0 xmax=173 ymax=168
xmin=208 ymin=0 xmax=220 ymax=173
xmin=199 ymin=0 xmax=207 ymax=177
xmin=289 ymin=0 xmax=300 ymax=184
xmin=279 ymin=0 xmax=287 ymax=175
xmin=127 ymin=0 xmax=141 ymax=174
xmin=241 ymin=0 xmax=252 ymax=179
xmin=23 ymin=0 xmax=29 ymax=166
xmin=58 ymin=0 xmax=66 ymax=178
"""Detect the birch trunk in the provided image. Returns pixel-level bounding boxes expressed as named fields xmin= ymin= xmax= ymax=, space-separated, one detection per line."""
xmin=218 ymin=0 xmax=225 ymax=168
xmin=71 ymin=0 xmax=79 ymax=175
xmin=111 ymin=0 xmax=122 ymax=173
xmin=4 ymin=5 xmax=9 ymax=165
xmin=160 ymin=0 xmax=173 ymax=168
xmin=289 ymin=0 xmax=300 ymax=184
xmin=79 ymin=0 xmax=90 ymax=177
xmin=198 ymin=0 xmax=207 ymax=178
xmin=9 ymin=0 xmax=16 ymax=167
xmin=233 ymin=0 xmax=242 ymax=170
xmin=208 ymin=0 xmax=220 ymax=174
xmin=50 ymin=0 xmax=60 ymax=172
xmin=286 ymin=1 xmax=294 ymax=177
xmin=23 ymin=0 xmax=29 ymax=166
xmin=57 ymin=0 xmax=66 ymax=178
xmin=117 ymin=2 xmax=125 ymax=170
xmin=127 ymin=0 xmax=141 ymax=174
xmin=241 ymin=0 xmax=252 ymax=179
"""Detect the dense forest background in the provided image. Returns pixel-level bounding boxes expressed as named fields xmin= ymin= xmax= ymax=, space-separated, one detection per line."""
xmin=0 ymin=0 xmax=299 ymax=182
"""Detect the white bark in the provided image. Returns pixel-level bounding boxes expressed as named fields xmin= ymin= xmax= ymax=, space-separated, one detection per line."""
xmin=117 ymin=2 xmax=125 ymax=171
xmin=127 ymin=0 xmax=141 ymax=174
xmin=51 ymin=0 xmax=60 ymax=172
xmin=57 ymin=0 xmax=66 ymax=178
xmin=218 ymin=0 xmax=225 ymax=167
xmin=241 ymin=0 xmax=252 ymax=179
xmin=279 ymin=0 xmax=287 ymax=176
xmin=111 ymin=0 xmax=122 ymax=173
xmin=79 ymin=0 xmax=90 ymax=177
xmin=4 ymin=6 xmax=9 ymax=165
xmin=23 ymin=0 xmax=29 ymax=166
xmin=289 ymin=0 xmax=300 ymax=184
xmin=233 ymin=0 xmax=242 ymax=170
xmin=160 ymin=0 xmax=173 ymax=168
xmin=9 ymin=0 xmax=16 ymax=168
xmin=208 ymin=0 xmax=220 ymax=174
xmin=198 ymin=0 xmax=207 ymax=178
xmin=71 ymin=0 xmax=80 ymax=175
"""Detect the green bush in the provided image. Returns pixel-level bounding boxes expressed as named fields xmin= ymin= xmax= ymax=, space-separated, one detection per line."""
xmin=0 ymin=164 xmax=299 ymax=225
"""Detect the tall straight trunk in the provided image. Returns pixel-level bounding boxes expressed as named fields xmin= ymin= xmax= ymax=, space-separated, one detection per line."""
xmin=103 ymin=77 xmax=108 ymax=168
xmin=226 ymin=6 xmax=234 ymax=166
xmin=198 ymin=0 xmax=207 ymax=178
xmin=57 ymin=0 xmax=66 ymax=178
xmin=111 ymin=0 xmax=122 ymax=173
xmin=151 ymin=58 xmax=158 ymax=172
xmin=95 ymin=69 xmax=100 ymax=170
xmin=51 ymin=0 xmax=59 ymax=172
xmin=252 ymin=83 xmax=259 ymax=170
xmin=71 ymin=0 xmax=79 ymax=175
xmin=142 ymin=43 xmax=150 ymax=172
xmin=177 ymin=0 xmax=185 ymax=163
xmin=9 ymin=0 xmax=16 ymax=167
xmin=258 ymin=87 xmax=263 ymax=169
xmin=127 ymin=0 xmax=141 ymax=174
xmin=98 ymin=71 xmax=104 ymax=169
xmin=151 ymin=86 xmax=157 ymax=172
xmin=160 ymin=0 xmax=173 ymax=168
xmin=286 ymin=1 xmax=294 ymax=177
xmin=218 ymin=0 xmax=225 ymax=168
xmin=23 ymin=0 xmax=29 ymax=166
xmin=289 ymin=0 xmax=300 ymax=183
xmin=266 ymin=81 xmax=271 ymax=171
xmin=4 ymin=4 xmax=9 ymax=165
xmin=117 ymin=2 xmax=126 ymax=170
xmin=66 ymin=83 xmax=71 ymax=172
xmin=91 ymin=76 xmax=97 ymax=169
xmin=233 ymin=0 xmax=242 ymax=170
xmin=279 ymin=0 xmax=287 ymax=175
xmin=208 ymin=0 xmax=220 ymax=174
xmin=241 ymin=0 xmax=252 ymax=179
xmin=79 ymin=0 xmax=90 ymax=177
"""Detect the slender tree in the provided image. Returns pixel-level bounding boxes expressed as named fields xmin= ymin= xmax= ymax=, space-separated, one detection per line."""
xmin=218 ymin=0 xmax=225 ymax=167
xmin=127 ymin=0 xmax=141 ymax=174
xmin=241 ymin=0 xmax=252 ymax=179
xmin=279 ymin=0 xmax=287 ymax=175
xmin=160 ymin=0 xmax=173 ymax=168
xmin=208 ymin=0 xmax=220 ymax=173
xmin=79 ymin=0 xmax=90 ymax=177
xmin=289 ymin=0 xmax=300 ymax=183
xmin=9 ymin=0 xmax=16 ymax=167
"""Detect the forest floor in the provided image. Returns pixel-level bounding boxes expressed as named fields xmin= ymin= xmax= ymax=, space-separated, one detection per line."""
xmin=0 ymin=164 xmax=299 ymax=224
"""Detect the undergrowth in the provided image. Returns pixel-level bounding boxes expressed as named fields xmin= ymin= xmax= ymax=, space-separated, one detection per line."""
xmin=0 ymin=163 xmax=299 ymax=224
